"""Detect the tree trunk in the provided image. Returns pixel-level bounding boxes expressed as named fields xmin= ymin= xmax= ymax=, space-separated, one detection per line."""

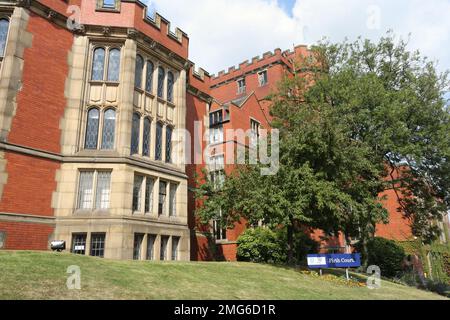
xmin=287 ymin=224 xmax=295 ymax=265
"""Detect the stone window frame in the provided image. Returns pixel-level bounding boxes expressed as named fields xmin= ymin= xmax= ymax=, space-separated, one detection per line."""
xmin=96 ymin=0 xmax=121 ymax=13
xmin=237 ymin=77 xmax=246 ymax=95
xmin=258 ymin=69 xmax=268 ymax=87
xmin=90 ymin=44 xmax=122 ymax=83
xmin=75 ymin=169 xmax=112 ymax=212
xmin=84 ymin=106 xmax=118 ymax=151
xmin=132 ymin=173 xmax=156 ymax=216
xmin=90 ymin=233 xmax=106 ymax=258
xmin=0 ymin=13 xmax=11 ymax=65
xmin=130 ymin=111 xmax=159 ymax=160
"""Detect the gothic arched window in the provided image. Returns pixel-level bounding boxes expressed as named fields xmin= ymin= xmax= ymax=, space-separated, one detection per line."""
xmin=143 ymin=117 xmax=151 ymax=157
xmin=85 ymin=108 xmax=100 ymax=149
xmin=166 ymin=126 xmax=173 ymax=163
xmin=155 ymin=122 xmax=163 ymax=161
xmin=101 ymin=109 xmax=116 ymax=150
xmin=130 ymin=113 xmax=141 ymax=155
xmin=157 ymin=67 xmax=165 ymax=99
xmin=135 ymin=54 xmax=144 ymax=89
xmin=167 ymin=71 xmax=174 ymax=102
xmin=92 ymin=47 xmax=106 ymax=81
xmin=145 ymin=61 xmax=154 ymax=93
xmin=107 ymin=48 xmax=121 ymax=82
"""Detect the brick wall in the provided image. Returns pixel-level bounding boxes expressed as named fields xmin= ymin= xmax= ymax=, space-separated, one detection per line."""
xmin=0 ymin=221 xmax=54 ymax=250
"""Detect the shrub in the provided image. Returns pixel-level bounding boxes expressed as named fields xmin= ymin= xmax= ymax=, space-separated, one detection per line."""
xmin=359 ymin=237 xmax=406 ymax=278
xmin=237 ymin=228 xmax=286 ymax=264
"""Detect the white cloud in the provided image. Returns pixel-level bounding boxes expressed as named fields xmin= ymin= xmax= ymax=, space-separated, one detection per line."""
xmin=146 ymin=0 xmax=450 ymax=75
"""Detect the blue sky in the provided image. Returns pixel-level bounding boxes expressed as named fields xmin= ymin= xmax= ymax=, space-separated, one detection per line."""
xmin=278 ymin=0 xmax=296 ymax=15
xmin=146 ymin=0 xmax=450 ymax=82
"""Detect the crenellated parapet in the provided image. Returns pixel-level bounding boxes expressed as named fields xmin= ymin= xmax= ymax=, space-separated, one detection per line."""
xmin=187 ymin=61 xmax=213 ymax=103
xmin=211 ymin=45 xmax=309 ymax=87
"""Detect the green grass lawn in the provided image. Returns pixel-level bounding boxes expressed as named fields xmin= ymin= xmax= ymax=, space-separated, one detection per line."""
xmin=0 ymin=251 xmax=446 ymax=300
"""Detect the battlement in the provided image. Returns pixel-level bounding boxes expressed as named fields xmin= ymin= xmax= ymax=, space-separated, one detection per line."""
xmin=139 ymin=1 xmax=188 ymax=44
xmin=71 ymin=0 xmax=190 ymax=57
xmin=211 ymin=45 xmax=308 ymax=84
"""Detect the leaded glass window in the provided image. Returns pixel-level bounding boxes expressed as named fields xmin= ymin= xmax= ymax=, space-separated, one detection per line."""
xmin=166 ymin=126 xmax=172 ymax=163
xmin=0 ymin=19 xmax=9 ymax=58
xmin=135 ymin=54 xmax=144 ymax=89
xmin=155 ymin=122 xmax=163 ymax=161
xmin=132 ymin=175 xmax=143 ymax=212
xmin=90 ymin=233 xmax=106 ymax=258
xmin=92 ymin=47 xmax=105 ymax=81
xmin=167 ymin=71 xmax=174 ymax=102
xmin=130 ymin=113 xmax=140 ymax=155
xmin=142 ymin=118 xmax=151 ymax=157
xmin=157 ymin=67 xmax=165 ymax=98
xmin=101 ymin=109 xmax=116 ymax=150
xmin=85 ymin=108 xmax=99 ymax=149
xmin=95 ymin=171 xmax=111 ymax=210
xmin=107 ymin=48 xmax=121 ymax=82
xmin=145 ymin=61 xmax=154 ymax=92
xmin=78 ymin=171 xmax=94 ymax=210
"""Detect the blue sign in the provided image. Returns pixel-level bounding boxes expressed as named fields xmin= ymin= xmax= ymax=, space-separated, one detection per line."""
xmin=307 ymin=254 xmax=361 ymax=269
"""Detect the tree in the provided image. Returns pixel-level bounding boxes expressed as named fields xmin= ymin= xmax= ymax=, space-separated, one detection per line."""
xmin=195 ymin=33 xmax=450 ymax=266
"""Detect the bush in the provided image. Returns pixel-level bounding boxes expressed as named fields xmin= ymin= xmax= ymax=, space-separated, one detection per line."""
xmin=237 ymin=228 xmax=286 ymax=264
xmin=358 ymin=237 xmax=406 ymax=278
xmin=237 ymin=227 xmax=319 ymax=265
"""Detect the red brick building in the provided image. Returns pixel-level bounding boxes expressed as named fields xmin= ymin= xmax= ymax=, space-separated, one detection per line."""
xmin=0 ymin=0 xmax=445 ymax=261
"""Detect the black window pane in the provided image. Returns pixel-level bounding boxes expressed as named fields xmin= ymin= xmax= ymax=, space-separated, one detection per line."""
xmin=101 ymin=109 xmax=116 ymax=150
xmin=133 ymin=234 xmax=144 ymax=260
xmin=142 ymin=118 xmax=151 ymax=157
xmin=130 ymin=113 xmax=140 ymax=155
xmin=135 ymin=55 xmax=143 ymax=88
xmin=158 ymin=181 xmax=166 ymax=216
xmin=145 ymin=61 xmax=154 ymax=92
xmin=71 ymin=234 xmax=87 ymax=255
xmin=92 ymin=48 xmax=105 ymax=81
xmin=160 ymin=236 xmax=169 ymax=261
xmin=155 ymin=122 xmax=163 ymax=161
xmin=90 ymin=233 xmax=106 ymax=258
xmin=132 ymin=175 xmax=143 ymax=212
xmin=166 ymin=126 xmax=172 ymax=163
xmin=85 ymin=108 xmax=99 ymax=149
xmin=157 ymin=67 xmax=165 ymax=98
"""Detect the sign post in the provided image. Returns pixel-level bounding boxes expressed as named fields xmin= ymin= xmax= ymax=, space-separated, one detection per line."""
xmin=307 ymin=254 xmax=361 ymax=280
